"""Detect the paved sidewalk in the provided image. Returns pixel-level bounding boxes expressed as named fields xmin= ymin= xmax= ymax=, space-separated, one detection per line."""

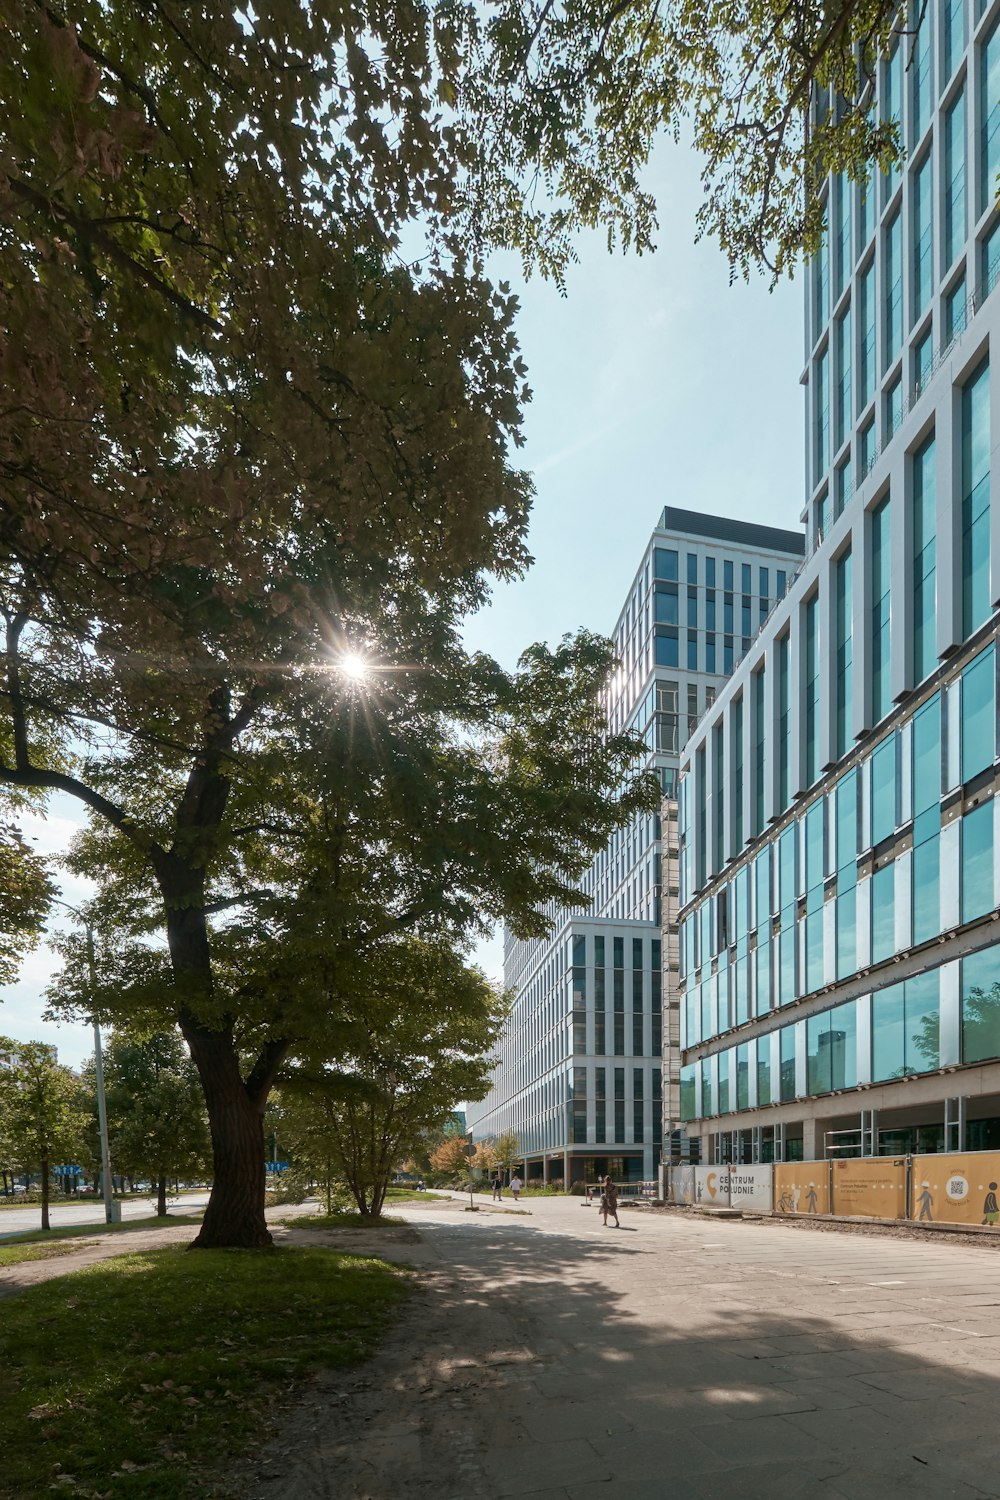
xmin=248 ymin=1196 xmax=1000 ymax=1500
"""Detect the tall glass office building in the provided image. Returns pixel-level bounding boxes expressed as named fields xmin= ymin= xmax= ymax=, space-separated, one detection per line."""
xmin=674 ymin=0 xmax=1000 ymax=1164
xmin=467 ymin=509 xmax=803 ymax=1185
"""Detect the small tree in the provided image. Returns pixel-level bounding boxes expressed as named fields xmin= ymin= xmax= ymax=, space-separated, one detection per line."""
xmin=93 ymin=1030 xmax=211 ymax=1218
xmin=471 ymin=1140 xmax=498 ymax=1174
xmin=430 ymin=1135 xmax=474 ymax=1178
xmin=493 ymin=1132 xmax=522 ymax=1183
xmin=282 ymin=940 xmax=507 ymax=1218
xmin=0 ymin=1037 xmax=89 ymax=1230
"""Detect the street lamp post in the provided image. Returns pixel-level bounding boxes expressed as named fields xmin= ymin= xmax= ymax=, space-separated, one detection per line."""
xmin=53 ymin=899 xmax=116 ymax=1225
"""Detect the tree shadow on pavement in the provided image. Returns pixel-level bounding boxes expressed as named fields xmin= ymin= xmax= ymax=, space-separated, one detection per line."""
xmin=242 ymin=1215 xmax=1000 ymax=1500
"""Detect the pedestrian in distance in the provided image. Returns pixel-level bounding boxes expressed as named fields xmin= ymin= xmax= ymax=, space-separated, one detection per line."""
xmin=492 ymin=1173 xmax=503 ymax=1201
xmin=510 ymin=1173 xmax=522 ymax=1202
xmin=600 ymin=1175 xmax=620 ymax=1228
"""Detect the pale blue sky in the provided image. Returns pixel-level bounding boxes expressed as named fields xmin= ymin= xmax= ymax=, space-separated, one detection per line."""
xmin=1 ymin=136 xmax=805 ymax=1067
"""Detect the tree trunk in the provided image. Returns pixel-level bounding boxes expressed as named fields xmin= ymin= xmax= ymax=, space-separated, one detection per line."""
xmin=40 ymin=1154 xmax=49 ymax=1232
xmin=157 ymin=1174 xmax=167 ymax=1218
xmin=181 ymin=1019 xmax=271 ymax=1249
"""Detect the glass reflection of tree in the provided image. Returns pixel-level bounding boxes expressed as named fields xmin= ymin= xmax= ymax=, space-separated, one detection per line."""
xmin=960 ymin=983 xmax=1000 ymax=1065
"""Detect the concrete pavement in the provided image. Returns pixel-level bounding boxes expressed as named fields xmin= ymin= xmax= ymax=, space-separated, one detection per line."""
xmin=250 ymin=1194 xmax=1000 ymax=1500
xmin=0 ymin=1191 xmax=211 ymax=1238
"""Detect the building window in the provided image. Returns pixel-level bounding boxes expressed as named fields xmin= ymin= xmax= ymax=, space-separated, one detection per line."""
xmin=753 ymin=667 xmax=766 ymax=835
xmin=700 ymin=1055 xmax=715 ymax=1117
xmin=835 ymin=548 xmax=853 ymax=758
xmin=733 ymin=695 xmax=745 ymax=852
xmin=912 ymin=153 xmax=933 ymax=322
xmin=961 ymin=360 xmax=990 ymax=640
xmin=871 ymin=734 xmax=898 ymax=846
xmin=871 ymin=496 xmax=892 ymax=723
xmin=962 ymin=646 xmax=995 ymax=782
xmin=881 ymin=45 xmax=903 ymax=203
xmin=779 ymin=1025 xmax=797 ymax=1100
xmin=654 ymin=627 xmax=679 ymax=668
xmin=945 ymin=89 xmax=966 ymax=272
xmin=713 ymin=724 xmax=725 ymax=873
xmin=946 ymin=276 xmax=968 ymax=344
xmin=859 ymin=261 xmax=876 ymax=411
xmin=813 ymin=219 xmax=829 ymax=343
xmin=835 ymin=174 xmax=852 ymax=296
xmin=687 ymin=632 xmax=698 ymax=671
xmin=913 ymin=692 xmax=942 ymax=815
xmin=614 ymin=1067 xmax=625 ymax=1141
xmin=871 ymin=862 xmax=896 ymax=962
xmin=679 ymin=1064 xmax=696 ymax=1122
xmin=858 ymin=177 xmax=875 ymax=258
xmin=860 ymin=415 xmax=876 ymax=479
xmin=804 ymin=593 xmax=820 ymax=786
xmin=884 ymin=211 xmax=903 ymax=368
xmin=962 ymin=802 xmax=995 ymax=923
xmin=777 ymin=633 xmax=790 ymax=812
xmin=655 ymin=584 xmax=679 ymax=624
xmin=687 ymin=552 xmax=698 ymax=584
xmin=756 ymin=1037 xmax=772 ymax=1106
xmin=807 ymin=1001 xmax=858 ymax=1094
xmin=914 ymin=327 xmax=933 ymax=398
xmin=910 ymin=18 xmax=932 ymax=144
xmin=884 ymin=374 xmax=902 ymax=441
xmin=595 ymin=1065 xmax=606 ymax=1141
xmin=654 ymin=547 xmax=679 ymax=581
xmin=962 ymin=943 xmax=1000 ymax=1063
xmin=724 ymin=559 xmax=734 ymax=590
xmin=633 ymin=1068 xmax=644 ymax=1142
xmin=706 ymin=557 xmax=716 ymax=586
xmin=835 ymin=307 xmax=851 ymax=453
xmin=944 ymin=0 xmax=966 ymax=80
xmin=912 ymin=434 xmax=937 ymax=686
xmin=873 ymin=973 xmax=940 ymax=1080
xmin=983 ymin=218 xmax=1000 ymax=301
xmin=981 ymin=17 xmax=1000 ymax=217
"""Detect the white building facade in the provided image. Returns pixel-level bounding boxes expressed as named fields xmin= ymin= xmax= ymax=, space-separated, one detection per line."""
xmin=468 ymin=509 xmax=804 ymax=1185
xmin=675 ymin=0 xmax=1000 ymax=1164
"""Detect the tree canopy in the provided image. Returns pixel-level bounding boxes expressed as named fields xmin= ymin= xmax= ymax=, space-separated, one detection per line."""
xmin=0 ymin=1036 xmax=89 ymax=1230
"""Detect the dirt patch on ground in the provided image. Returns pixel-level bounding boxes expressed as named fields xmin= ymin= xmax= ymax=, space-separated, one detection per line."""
xmin=277 ymin=1223 xmax=423 ymax=1256
xmin=0 ymin=1224 xmax=200 ymax=1300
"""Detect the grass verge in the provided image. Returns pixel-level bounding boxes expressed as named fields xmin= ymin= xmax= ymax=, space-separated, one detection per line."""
xmin=384 ymin=1188 xmax=450 ymax=1202
xmin=0 ymin=1215 xmax=204 ymax=1250
xmin=287 ymin=1212 xmax=408 ymax=1229
xmin=0 ymin=1243 xmax=409 ymax=1500
xmin=0 ymin=1240 xmax=92 ymax=1268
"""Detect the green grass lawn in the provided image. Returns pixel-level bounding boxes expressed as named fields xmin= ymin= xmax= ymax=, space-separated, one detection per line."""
xmin=286 ymin=1212 xmax=408 ymax=1229
xmin=0 ymin=1243 xmax=409 ymax=1499
xmin=384 ymin=1187 xmax=450 ymax=1202
xmin=0 ymin=1239 xmax=92 ymax=1268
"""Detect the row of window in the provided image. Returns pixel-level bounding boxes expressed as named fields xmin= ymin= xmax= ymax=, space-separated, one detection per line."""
xmin=687 ymin=644 xmax=996 ymax=967
xmin=654 ymin=549 xmax=789 ymax=595
xmin=679 ymin=940 xmax=1000 ymax=1121
xmin=681 ymin=356 xmax=992 ymax=902
xmin=570 ymin=1065 xmax=662 ymax=1146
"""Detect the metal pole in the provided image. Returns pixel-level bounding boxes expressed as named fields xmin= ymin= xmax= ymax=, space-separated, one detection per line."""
xmin=86 ymin=921 xmax=115 ymax=1226
xmin=53 ymin=899 xmax=115 ymax=1225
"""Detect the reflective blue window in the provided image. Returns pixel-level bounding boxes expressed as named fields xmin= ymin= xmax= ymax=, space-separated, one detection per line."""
xmin=962 ymin=943 xmax=1000 ymax=1062
xmin=962 ymin=647 xmax=995 ymax=783
xmin=962 ymin=362 xmax=990 ymax=639
xmin=779 ymin=1026 xmax=797 ymax=1100
xmin=981 ymin=18 xmax=1000 ymax=217
xmin=871 ymin=863 xmax=896 ymax=963
xmin=913 ymin=694 xmax=942 ymax=815
xmin=871 ymin=498 xmax=892 ymax=722
xmin=913 ymin=436 xmax=937 ymax=685
xmin=654 ymin=548 xmax=679 ymax=581
xmin=912 ymin=153 xmax=933 ymax=322
xmin=884 ymin=212 xmax=903 ymax=367
xmin=871 ymin=736 xmax=898 ymax=845
xmin=945 ymin=89 xmax=966 ymax=271
xmin=962 ymin=802 xmax=994 ymax=923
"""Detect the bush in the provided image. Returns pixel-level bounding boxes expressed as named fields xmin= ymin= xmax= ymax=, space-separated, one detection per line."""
xmin=264 ymin=1167 xmax=313 ymax=1206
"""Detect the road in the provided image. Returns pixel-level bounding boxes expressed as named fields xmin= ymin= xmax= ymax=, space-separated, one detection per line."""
xmin=0 ymin=1191 xmax=211 ymax=1238
xmin=249 ymin=1193 xmax=1000 ymax=1500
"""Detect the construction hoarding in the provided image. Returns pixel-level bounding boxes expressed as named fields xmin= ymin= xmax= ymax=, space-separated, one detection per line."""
xmin=830 ymin=1156 xmax=907 ymax=1219
xmin=911 ymin=1152 xmax=1000 ymax=1226
xmin=726 ymin=1164 xmax=774 ymax=1212
xmin=774 ymin=1162 xmax=830 ymax=1216
xmin=694 ymin=1165 xmax=729 ymax=1206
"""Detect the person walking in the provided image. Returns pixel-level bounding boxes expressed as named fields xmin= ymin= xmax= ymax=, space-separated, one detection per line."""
xmin=600 ymin=1175 xmax=620 ymax=1228
xmin=492 ymin=1172 xmax=503 ymax=1202
xmin=510 ymin=1173 xmax=522 ymax=1202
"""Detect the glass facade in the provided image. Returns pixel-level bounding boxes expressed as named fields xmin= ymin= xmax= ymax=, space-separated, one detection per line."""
xmin=912 ymin=434 xmax=937 ymax=684
xmin=871 ymin=497 xmax=892 ymax=723
xmin=962 ymin=361 xmax=990 ymax=640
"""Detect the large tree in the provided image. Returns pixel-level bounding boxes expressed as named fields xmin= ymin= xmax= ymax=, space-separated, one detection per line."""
xmin=1 ymin=4 xmax=657 ymax=1248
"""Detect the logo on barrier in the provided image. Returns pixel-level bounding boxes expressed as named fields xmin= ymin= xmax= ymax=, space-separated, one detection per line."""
xmin=706 ymin=1171 xmax=720 ymax=1199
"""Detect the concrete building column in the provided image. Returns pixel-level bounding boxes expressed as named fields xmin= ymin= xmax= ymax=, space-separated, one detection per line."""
xmin=801 ymin=1118 xmax=822 ymax=1162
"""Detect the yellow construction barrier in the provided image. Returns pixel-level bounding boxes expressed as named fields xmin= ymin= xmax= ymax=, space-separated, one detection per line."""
xmin=773 ymin=1162 xmax=829 ymax=1216
xmin=911 ymin=1152 xmax=1000 ymax=1226
xmin=830 ymin=1157 xmax=907 ymax=1219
